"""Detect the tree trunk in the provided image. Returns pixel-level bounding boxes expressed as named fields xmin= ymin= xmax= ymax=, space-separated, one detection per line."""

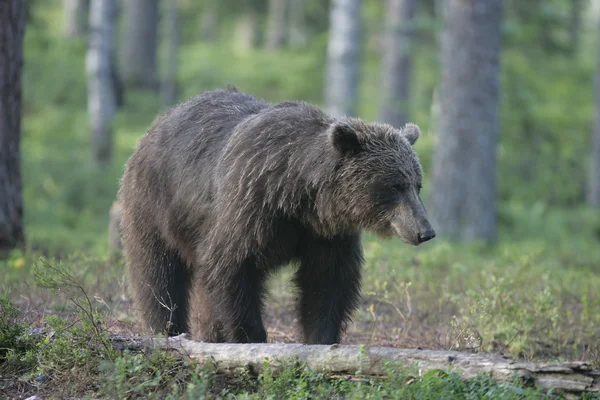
xmin=429 ymin=0 xmax=503 ymax=242
xmin=379 ymin=0 xmax=417 ymax=129
xmin=589 ymin=17 xmax=600 ymax=206
xmin=161 ymin=0 xmax=179 ymax=107
xmin=87 ymin=0 xmax=118 ymax=166
xmin=108 ymin=334 xmax=600 ymax=396
xmin=324 ymin=0 xmax=362 ymax=118
xmin=199 ymin=0 xmax=218 ymax=42
xmin=0 ymin=0 xmax=26 ymax=252
xmin=569 ymin=0 xmax=582 ymax=54
xmin=63 ymin=0 xmax=89 ymax=38
xmin=120 ymin=0 xmax=159 ymax=88
xmin=265 ymin=0 xmax=287 ymax=50
xmin=235 ymin=0 xmax=260 ymax=50
xmin=288 ymin=0 xmax=307 ymax=48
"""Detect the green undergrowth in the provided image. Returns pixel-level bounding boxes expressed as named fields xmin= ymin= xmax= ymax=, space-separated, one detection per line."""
xmin=1 ymin=267 xmax=573 ymax=399
xmin=356 ymin=205 xmax=600 ymax=360
xmin=3 ymin=205 xmax=599 ymax=364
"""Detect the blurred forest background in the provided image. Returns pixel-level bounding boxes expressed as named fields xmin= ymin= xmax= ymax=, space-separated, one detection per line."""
xmin=1 ymin=0 xmax=600 ymax=398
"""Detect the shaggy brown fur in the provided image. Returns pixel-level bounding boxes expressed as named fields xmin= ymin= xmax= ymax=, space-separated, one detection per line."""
xmin=118 ymin=87 xmax=435 ymax=344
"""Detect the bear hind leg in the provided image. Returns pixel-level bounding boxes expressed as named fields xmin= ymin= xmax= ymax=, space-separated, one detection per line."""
xmin=126 ymin=234 xmax=191 ymax=336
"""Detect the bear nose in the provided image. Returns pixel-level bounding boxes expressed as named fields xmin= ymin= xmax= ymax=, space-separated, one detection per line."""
xmin=418 ymin=229 xmax=436 ymax=244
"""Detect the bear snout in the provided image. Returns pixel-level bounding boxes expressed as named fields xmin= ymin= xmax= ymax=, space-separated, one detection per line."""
xmin=390 ymin=215 xmax=436 ymax=246
xmin=418 ymin=229 xmax=436 ymax=244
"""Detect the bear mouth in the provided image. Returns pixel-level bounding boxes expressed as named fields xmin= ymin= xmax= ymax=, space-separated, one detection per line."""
xmin=390 ymin=221 xmax=420 ymax=246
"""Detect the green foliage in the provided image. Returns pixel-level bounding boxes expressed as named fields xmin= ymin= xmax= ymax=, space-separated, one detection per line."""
xmin=98 ymin=351 xmax=212 ymax=399
xmin=0 ymin=292 xmax=27 ymax=358
xmin=360 ymin=207 xmax=600 ymax=359
xmin=4 ymin=0 xmax=600 ymax=398
xmin=177 ymin=39 xmax=327 ymax=106
xmin=216 ymin=360 xmax=552 ymax=400
xmin=499 ymin=50 xmax=594 ymax=206
xmin=16 ymin=0 xmax=599 ymax=258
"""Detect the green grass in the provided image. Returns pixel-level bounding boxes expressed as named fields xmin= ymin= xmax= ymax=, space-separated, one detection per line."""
xmin=1 ymin=288 xmax=567 ymax=399
xmin=1 ymin=1 xmax=599 ymax=398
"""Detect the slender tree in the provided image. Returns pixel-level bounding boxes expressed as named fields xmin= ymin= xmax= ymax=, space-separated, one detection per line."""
xmin=379 ymin=0 xmax=417 ymax=129
xmin=589 ymin=16 xmax=600 ymax=206
xmin=429 ymin=0 xmax=503 ymax=242
xmin=235 ymin=0 xmax=260 ymax=50
xmin=568 ymin=0 xmax=582 ymax=54
xmin=265 ymin=0 xmax=287 ymax=50
xmin=324 ymin=0 xmax=362 ymax=117
xmin=200 ymin=0 xmax=219 ymax=42
xmin=288 ymin=0 xmax=307 ymax=48
xmin=0 ymin=0 xmax=26 ymax=251
xmin=87 ymin=0 xmax=118 ymax=166
xmin=120 ymin=0 xmax=159 ymax=88
xmin=162 ymin=0 xmax=179 ymax=106
xmin=64 ymin=0 xmax=89 ymax=38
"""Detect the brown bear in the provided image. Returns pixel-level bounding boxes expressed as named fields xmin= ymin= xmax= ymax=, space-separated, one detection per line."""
xmin=118 ymin=87 xmax=435 ymax=344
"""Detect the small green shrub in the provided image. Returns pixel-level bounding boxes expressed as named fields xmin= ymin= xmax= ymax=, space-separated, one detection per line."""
xmin=98 ymin=350 xmax=212 ymax=399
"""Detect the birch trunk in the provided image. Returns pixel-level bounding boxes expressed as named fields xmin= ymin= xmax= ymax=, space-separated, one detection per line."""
xmin=288 ymin=0 xmax=307 ymax=48
xmin=63 ymin=0 xmax=89 ymax=38
xmin=324 ymin=0 xmax=362 ymax=117
xmin=86 ymin=0 xmax=118 ymax=166
xmin=200 ymin=0 xmax=218 ymax=42
xmin=235 ymin=0 xmax=260 ymax=50
xmin=569 ymin=0 xmax=582 ymax=54
xmin=589 ymin=15 xmax=600 ymax=206
xmin=265 ymin=0 xmax=287 ymax=50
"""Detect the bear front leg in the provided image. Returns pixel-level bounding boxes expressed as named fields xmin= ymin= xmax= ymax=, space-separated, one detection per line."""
xmin=296 ymin=233 xmax=364 ymax=344
xmin=207 ymin=258 xmax=268 ymax=343
xmin=189 ymin=277 xmax=225 ymax=342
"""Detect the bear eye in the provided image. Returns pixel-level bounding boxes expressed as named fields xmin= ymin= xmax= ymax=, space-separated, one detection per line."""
xmin=417 ymin=184 xmax=422 ymax=194
xmin=392 ymin=183 xmax=406 ymax=192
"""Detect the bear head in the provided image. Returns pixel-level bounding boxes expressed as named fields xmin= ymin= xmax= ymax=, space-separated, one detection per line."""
xmin=329 ymin=119 xmax=436 ymax=246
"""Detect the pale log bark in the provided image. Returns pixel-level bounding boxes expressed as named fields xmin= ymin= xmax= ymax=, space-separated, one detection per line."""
xmin=379 ymin=0 xmax=417 ymax=129
xmin=110 ymin=334 xmax=600 ymax=396
xmin=0 ymin=0 xmax=26 ymax=251
xmin=86 ymin=0 xmax=118 ymax=166
xmin=324 ymin=0 xmax=362 ymax=117
xmin=120 ymin=0 xmax=159 ymax=88
xmin=429 ymin=0 xmax=503 ymax=242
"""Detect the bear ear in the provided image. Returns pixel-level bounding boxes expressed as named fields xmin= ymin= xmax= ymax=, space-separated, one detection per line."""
xmin=402 ymin=123 xmax=421 ymax=146
xmin=331 ymin=123 xmax=361 ymax=156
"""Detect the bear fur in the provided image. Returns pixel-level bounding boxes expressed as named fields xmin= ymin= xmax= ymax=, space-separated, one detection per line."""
xmin=118 ymin=87 xmax=435 ymax=344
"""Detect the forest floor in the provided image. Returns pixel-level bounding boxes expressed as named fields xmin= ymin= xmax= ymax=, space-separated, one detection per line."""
xmin=2 ymin=224 xmax=600 ymax=399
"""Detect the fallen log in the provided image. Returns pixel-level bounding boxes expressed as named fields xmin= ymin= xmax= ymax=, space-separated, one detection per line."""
xmin=109 ymin=333 xmax=600 ymax=397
